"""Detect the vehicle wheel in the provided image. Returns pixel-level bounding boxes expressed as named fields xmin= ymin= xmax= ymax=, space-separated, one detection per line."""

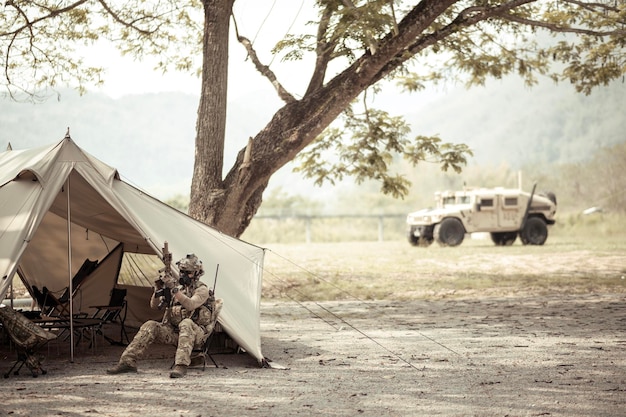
xmin=434 ymin=218 xmax=465 ymax=246
xmin=419 ymin=236 xmax=434 ymax=247
xmin=519 ymin=231 xmax=528 ymax=245
xmin=490 ymin=232 xmax=517 ymax=246
xmin=520 ymin=217 xmax=548 ymax=245
xmin=420 ymin=226 xmax=434 ymax=246
xmin=408 ymin=234 xmax=434 ymax=247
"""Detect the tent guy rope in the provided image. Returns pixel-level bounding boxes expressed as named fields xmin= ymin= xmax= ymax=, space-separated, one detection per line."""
xmin=262 ymin=248 xmax=464 ymax=371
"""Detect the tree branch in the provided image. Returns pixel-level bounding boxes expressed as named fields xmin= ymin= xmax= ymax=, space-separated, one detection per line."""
xmin=498 ymin=13 xmax=626 ymax=36
xmin=235 ymin=33 xmax=296 ymax=103
xmin=563 ymin=0 xmax=623 ymax=14
xmin=366 ymin=0 xmax=575 ymax=86
xmin=389 ymin=0 xmax=399 ymax=36
xmin=2 ymin=0 xmax=89 ymax=37
xmin=2 ymin=0 xmax=161 ymax=40
xmin=341 ymin=0 xmax=379 ymax=54
xmin=96 ymin=0 xmax=157 ymax=36
xmin=305 ymin=2 xmax=338 ymax=95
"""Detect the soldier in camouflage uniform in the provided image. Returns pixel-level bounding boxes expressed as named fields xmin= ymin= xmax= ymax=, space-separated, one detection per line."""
xmin=106 ymin=253 xmax=221 ymax=378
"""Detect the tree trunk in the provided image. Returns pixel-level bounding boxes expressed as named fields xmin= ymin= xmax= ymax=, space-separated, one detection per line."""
xmin=190 ymin=0 xmax=458 ymax=238
xmin=188 ymin=0 xmax=233 ymax=227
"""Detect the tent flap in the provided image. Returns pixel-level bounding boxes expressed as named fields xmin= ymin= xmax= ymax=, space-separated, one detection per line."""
xmin=0 ymin=137 xmax=266 ymax=363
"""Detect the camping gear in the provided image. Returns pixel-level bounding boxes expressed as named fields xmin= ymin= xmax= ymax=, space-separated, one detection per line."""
xmin=0 ymin=305 xmax=58 ymax=378
xmin=0 ymin=136 xmax=266 ymax=364
xmin=27 ymin=258 xmax=99 ymax=317
xmin=89 ymin=287 xmax=130 ymax=346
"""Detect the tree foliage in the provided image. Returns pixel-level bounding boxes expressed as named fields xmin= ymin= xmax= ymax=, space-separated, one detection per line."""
xmin=294 ymin=104 xmax=472 ymax=199
xmin=0 ymin=1 xmax=203 ymax=99
xmin=1 ymin=0 xmax=624 ymax=237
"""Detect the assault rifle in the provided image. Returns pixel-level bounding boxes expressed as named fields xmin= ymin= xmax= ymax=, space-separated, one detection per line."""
xmin=155 ymin=241 xmax=176 ymax=310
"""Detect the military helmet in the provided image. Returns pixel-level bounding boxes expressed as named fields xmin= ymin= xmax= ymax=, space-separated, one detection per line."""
xmin=176 ymin=253 xmax=203 ymax=275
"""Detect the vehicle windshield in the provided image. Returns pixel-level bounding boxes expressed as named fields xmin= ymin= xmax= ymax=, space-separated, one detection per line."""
xmin=442 ymin=196 xmax=456 ymax=205
xmin=440 ymin=194 xmax=471 ymax=207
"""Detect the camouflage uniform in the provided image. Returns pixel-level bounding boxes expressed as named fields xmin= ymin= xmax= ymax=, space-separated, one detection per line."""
xmin=117 ymin=282 xmax=214 ymax=368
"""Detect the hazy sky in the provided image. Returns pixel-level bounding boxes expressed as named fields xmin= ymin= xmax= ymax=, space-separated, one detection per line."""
xmin=4 ymin=1 xmax=331 ymax=199
xmin=88 ymin=0 xmax=314 ymax=100
xmin=6 ymin=2 xmax=623 ymax=202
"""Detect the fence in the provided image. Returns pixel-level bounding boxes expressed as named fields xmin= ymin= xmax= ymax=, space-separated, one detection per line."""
xmin=243 ymin=214 xmax=407 ymax=244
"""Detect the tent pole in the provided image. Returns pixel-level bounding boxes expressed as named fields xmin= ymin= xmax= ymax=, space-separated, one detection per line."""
xmin=66 ymin=175 xmax=75 ymax=362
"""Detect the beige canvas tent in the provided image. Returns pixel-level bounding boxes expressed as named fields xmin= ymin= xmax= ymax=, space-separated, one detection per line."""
xmin=0 ymin=136 xmax=266 ymax=363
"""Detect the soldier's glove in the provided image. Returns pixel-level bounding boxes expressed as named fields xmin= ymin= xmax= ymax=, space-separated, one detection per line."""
xmin=154 ymin=278 xmax=164 ymax=290
xmin=163 ymin=276 xmax=177 ymax=289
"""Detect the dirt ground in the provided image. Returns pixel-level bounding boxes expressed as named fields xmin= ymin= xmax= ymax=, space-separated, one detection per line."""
xmin=1 ymin=292 xmax=625 ymax=417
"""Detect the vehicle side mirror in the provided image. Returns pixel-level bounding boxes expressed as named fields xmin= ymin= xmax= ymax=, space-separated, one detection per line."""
xmin=474 ymin=203 xmax=481 ymax=212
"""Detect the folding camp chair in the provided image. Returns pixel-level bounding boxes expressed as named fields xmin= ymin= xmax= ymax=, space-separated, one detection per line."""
xmin=31 ymin=286 xmax=71 ymax=317
xmin=89 ymin=288 xmax=129 ymax=346
xmin=0 ymin=306 xmax=58 ymax=378
xmin=29 ymin=259 xmax=98 ymax=318
xmin=188 ymin=298 xmax=223 ymax=370
xmin=30 ymin=286 xmax=53 ymax=316
xmin=29 ymin=285 xmax=93 ymax=347
xmin=57 ymin=258 xmax=99 ymax=304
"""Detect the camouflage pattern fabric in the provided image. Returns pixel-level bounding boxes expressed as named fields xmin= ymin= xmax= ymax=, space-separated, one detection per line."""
xmin=0 ymin=305 xmax=57 ymax=348
xmin=115 ymin=282 xmax=220 ymax=368
xmin=119 ymin=318 xmax=206 ymax=367
xmin=0 ymin=305 xmax=57 ymax=376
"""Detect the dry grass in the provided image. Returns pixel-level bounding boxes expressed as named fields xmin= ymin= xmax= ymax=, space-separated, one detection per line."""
xmin=6 ymin=227 xmax=625 ymax=304
xmin=261 ymin=235 xmax=626 ymax=301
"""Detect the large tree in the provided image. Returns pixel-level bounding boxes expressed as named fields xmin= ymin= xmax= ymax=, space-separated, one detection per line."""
xmin=1 ymin=1 xmax=624 ymax=237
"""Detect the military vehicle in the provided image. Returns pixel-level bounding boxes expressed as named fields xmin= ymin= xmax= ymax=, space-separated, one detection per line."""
xmin=406 ymin=185 xmax=557 ymax=247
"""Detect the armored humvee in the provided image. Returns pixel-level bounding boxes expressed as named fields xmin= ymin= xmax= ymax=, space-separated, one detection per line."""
xmin=406 ymin=185 xmax=557 ymax=247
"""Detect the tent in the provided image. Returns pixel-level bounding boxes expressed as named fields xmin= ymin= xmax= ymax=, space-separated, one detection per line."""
xmin=0 ymin=136 xmax=266 ymax=364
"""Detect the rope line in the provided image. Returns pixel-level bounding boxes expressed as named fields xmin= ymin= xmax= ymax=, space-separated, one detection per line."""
xmin=263 ymin=248 xmax=463 ymax=370
xmin=268 ymin=0 xmax=306 ymax=67
xmin=124 ymin=253 xmax=152 ymax=286
xmin=252 ymin=0 xmax=278 ymax=45
xmin=264 ymin=248 xmax=366 ymax=303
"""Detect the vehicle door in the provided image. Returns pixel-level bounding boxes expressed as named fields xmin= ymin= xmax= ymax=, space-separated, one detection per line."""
xmin=468 ymin=193 xmax=497 ymax=232
xmin=497 ymin=194 xmax=522 ymax=230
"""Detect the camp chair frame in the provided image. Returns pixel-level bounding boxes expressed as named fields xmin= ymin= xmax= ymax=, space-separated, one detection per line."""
xmin=0 ymin=306 xmax=58 ymax=378
xmin=196 ymin=298 xmax=222 ymax=370
xmin=30 ymin=285 xmax=71 ymax=317
xmin=193 ymin=331 xmax=219 ymax=370
xmin=89 ymin=287 xmax=129 ymax=346
xmin=57 ymin=258 xmax=99 ymax=304
xmin=171 ymin=330 xmax=219 ymax=371
xmin=26 ymin=257 xmax=97 ymax=318
xmin=172 ymin=298 xmax=223 ymax=371
xmin=28 ymin=286 xmax=89 ymax=344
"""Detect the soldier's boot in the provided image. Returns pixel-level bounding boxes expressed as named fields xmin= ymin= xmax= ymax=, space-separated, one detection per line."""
xmin=170 ymin=364 xmax=187 ymax=378
xmin=106 ymin=362 xmax=137 ymax=375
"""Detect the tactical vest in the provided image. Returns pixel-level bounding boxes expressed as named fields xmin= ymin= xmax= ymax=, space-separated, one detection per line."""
xmin=167 ymin=282 xmax=214 ymax=328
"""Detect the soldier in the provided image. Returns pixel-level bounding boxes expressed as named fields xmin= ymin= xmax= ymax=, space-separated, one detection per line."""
xmin=106 ymin=253 xmax=221 ymax=378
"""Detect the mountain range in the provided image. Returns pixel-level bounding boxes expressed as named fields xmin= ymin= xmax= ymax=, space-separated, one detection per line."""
xmin=1 ymin=75 xmax=624 ymax=201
